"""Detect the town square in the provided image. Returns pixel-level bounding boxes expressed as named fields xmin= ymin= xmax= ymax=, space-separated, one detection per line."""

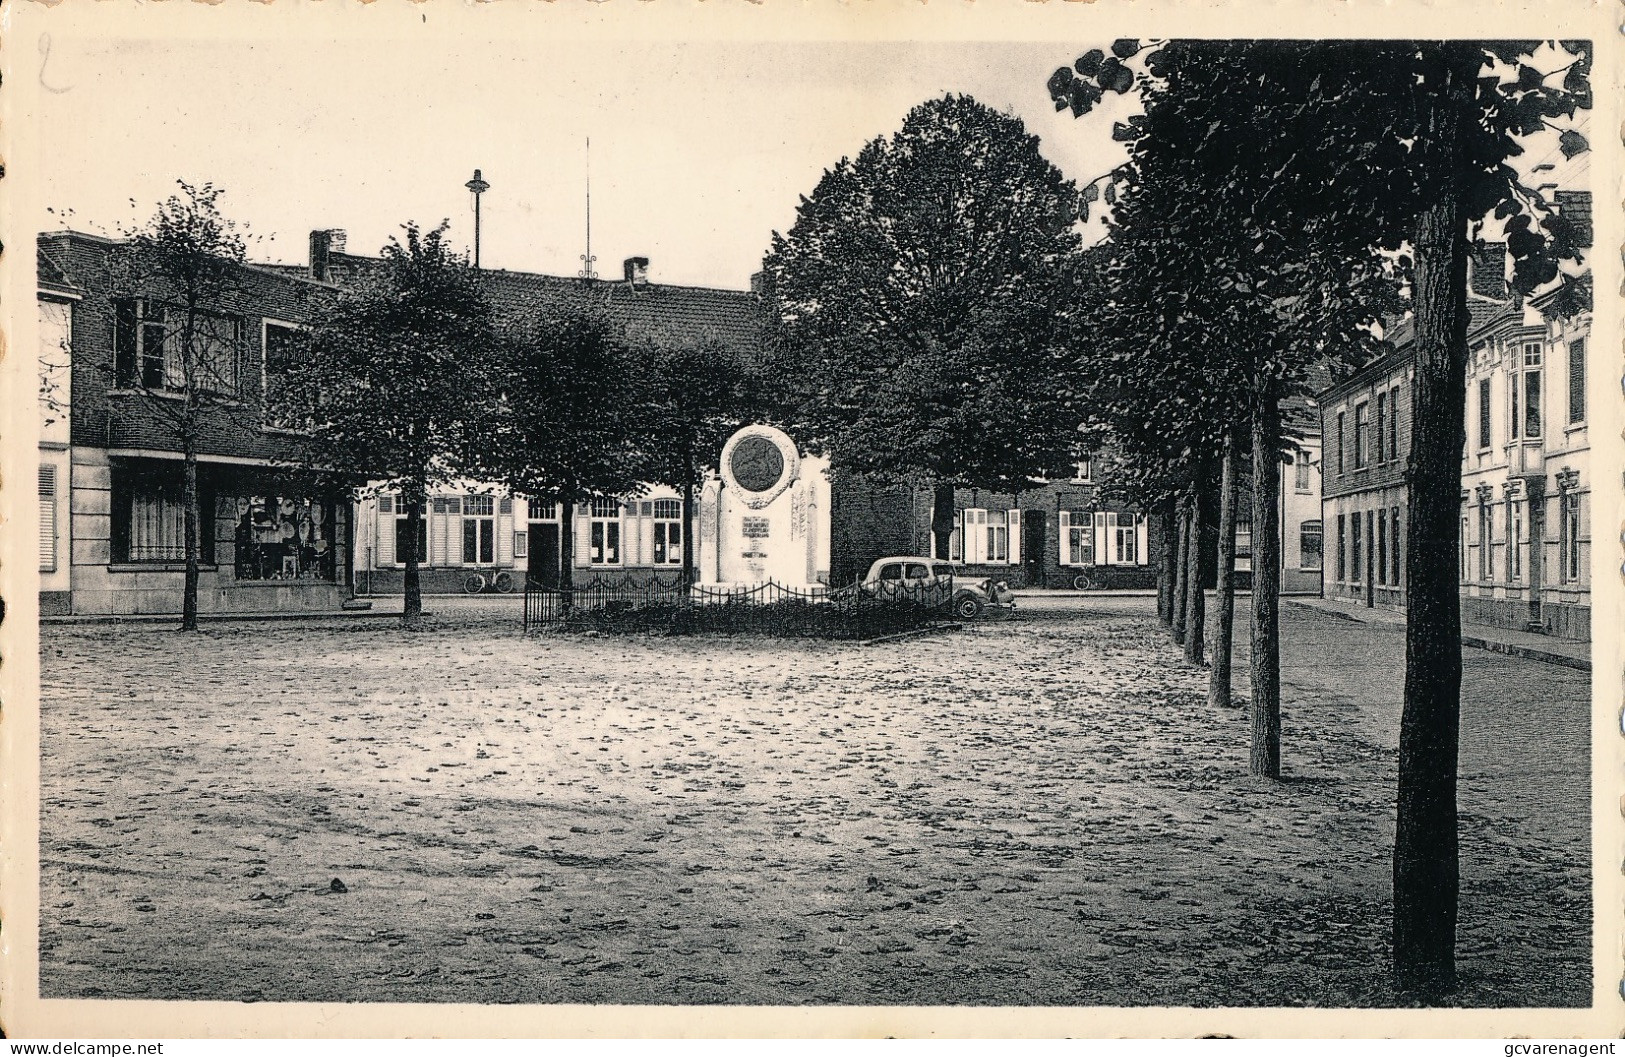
xmin=3 ymin=2 xmax=1612 ymax=1038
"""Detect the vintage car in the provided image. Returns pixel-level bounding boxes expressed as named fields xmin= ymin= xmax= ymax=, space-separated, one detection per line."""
xmin=857 ymin=557 xmax=1016 ymax=620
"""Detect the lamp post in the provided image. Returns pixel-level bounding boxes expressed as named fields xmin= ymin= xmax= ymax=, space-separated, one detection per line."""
xmin=465 ymin=168 xmax=490 ymax=269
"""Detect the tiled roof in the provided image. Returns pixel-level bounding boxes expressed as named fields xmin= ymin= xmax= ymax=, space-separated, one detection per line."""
xmin=295 ymin=253 xmax=770 ymax=363
xmin=37 ymin=245 xmax=78 ymax=294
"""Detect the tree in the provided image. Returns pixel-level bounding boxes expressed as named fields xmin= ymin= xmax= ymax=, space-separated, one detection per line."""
xmin=115 ymin=181 xmax=251 ymax=631
xmin=628 ymin=327 xmax=759 ymax=590
xmin=288 ymin=221 xmax=497 ymax=627
xmin=481 ymin=307 xmax=647 ymax=600
xmin=1051 ymin=37 xmax=1590 ymax=994
xmin=763 ymin=95 xmax=1085 ymax=553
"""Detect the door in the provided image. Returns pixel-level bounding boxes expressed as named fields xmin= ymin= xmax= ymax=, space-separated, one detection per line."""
xmin=529 ymin=522 xmax=561 ymax=588
xmin=1022 ymin=509 xmax=1046 ymax=587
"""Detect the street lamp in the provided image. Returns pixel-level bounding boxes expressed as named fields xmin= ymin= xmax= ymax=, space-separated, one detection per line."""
xmin=465 ymin=168 xmax=490 ymax=268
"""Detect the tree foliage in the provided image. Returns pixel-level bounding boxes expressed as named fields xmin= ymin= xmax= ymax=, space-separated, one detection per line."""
xmin=763 ymin=94 xmax=1086 ymax=494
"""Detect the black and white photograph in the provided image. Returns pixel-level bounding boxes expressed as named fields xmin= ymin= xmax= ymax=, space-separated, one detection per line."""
xmin=1 ymin=0 xmax=1618 ymax=1040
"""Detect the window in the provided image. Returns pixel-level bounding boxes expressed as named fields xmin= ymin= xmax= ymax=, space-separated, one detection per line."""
xmin=1560 ymin=492 xmax=1582 ymax=583
xmin=1508 ymin=499 xmax=1521 ymax=581
xmin=1388 ymin=386 xmax=1400 ymax=461
xmin=262 ymin=322 xmax=306 ymax=427
xmin=514 ymin=531 xmax=528 ymax=559
xmin=876 ymin=562 xmax=904 ymax=581
xmin=652 ymin=498 xmax=682 ymax=566
xmin=1524 ymin=362 xmax=1542 ymax=439
xmin=1335 ymin=412 xmax=1345 ymax=473
xmin=1477 ymin=378 xmax=1492 ymax=449
xmin=1062 ymin=509 xmax=1094 ymax=566
xmin=1353 ymin=403 xmax=1368 ymax=468
xmin=528 ymin=499 xmax=558 ymax=521
xmin=1350 ymin=512 xmax=1362 ymax=582
xmin=1375 ymin=392 xmax=1387 ymax=463
xmin=1235 ymin=517 xmax=1253 ymax=560
xmin=114 ymin=298 xmax=244 ymax=397
xmin=1375 ymin=510 xmax=1387 ymax=585
xmin=1510 ymin=341 xmax=1543 ymax=440
xmin=1390 ymin=506 xmax=1401 ymax=587
xmin=1071 ymin=458 xmax=1092 ymax=483
xmin=1460 ymin=514 xmax=1469 ymax=581
xmin=1478 ymin=501 xmax=1494 ymax=581
xmin=395 ymin=506 xmax=427 ymax=566
xmin=462 ymin=495 xmax=495 ymax=565
xmin=948 ymin=514 xmax=964 ymax=562
xmin=1294 ymin=457 xmax=1312 ymax=493
xmin=231 ymin=494 xmax=337 ymax=581
xmin=39 ymin=465 xmax=58 ymax=572
xmin=987 ymin=517 xmax=1009 ymax=564
xmin=110 ymin=464 xmax=214 ymax=565
xmin=590 ymin=497 xmax=622 ymax=565
xmin=1335 ymin=514 xmax=1346 ymax=581
xmin=1114 ymin=515 xmax=1138 ymax=565
xmin=1567 ymin=339 xmax=1585 ymax=425
xmin=1299 ymin=520 xmax=1322 ymax=571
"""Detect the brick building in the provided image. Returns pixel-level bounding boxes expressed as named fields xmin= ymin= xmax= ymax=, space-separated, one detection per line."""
xmin=36 ymin=231 xmax=356 ymax=617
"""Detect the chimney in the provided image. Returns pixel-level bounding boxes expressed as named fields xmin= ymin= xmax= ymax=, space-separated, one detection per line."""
xmin=749 ymin=271 xmax=766 ymax=297
xmin=309 ymin=230 xmax=330 ymax=282
xmin=328 ymin=229 xmax=347 ymax=254
xmin=1468 ymin=241 xmax=1507 ymax=300
xmin=623 ymin=256 xmax=649 ymax=285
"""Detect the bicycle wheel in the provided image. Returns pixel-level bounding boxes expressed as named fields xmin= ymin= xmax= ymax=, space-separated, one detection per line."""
xmin=462 ymin=572 xmax=487 ymax=595
xmin=1071 ymin=572 xmax=1100 ymax=591
xmin=491 ymin=571 xmax=515 ymax=593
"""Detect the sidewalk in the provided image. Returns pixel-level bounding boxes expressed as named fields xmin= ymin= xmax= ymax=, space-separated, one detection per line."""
xmin=1286 ymin=594 xmax=1589 ymax=671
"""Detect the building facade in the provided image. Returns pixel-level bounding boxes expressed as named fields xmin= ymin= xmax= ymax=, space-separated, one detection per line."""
xmin=1319 ymin=255 xmax=1592 ymax=640
xmin=37 ymin=231 xmax=355 ymax=617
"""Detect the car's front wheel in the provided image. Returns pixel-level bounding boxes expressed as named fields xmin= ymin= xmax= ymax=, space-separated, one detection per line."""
xmin=953 ymin=593 xmax=984 ymax=620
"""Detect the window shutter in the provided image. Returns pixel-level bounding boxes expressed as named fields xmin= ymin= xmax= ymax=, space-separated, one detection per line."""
xmin=1006 ymin=508 xmax=1021 ymax=566
xmin=496 ymin=505 xmax=513 ymax=565
xmin=1094 ymin=512 xmax=1109 ymax=566
xmin=1058 ymin=510 xmax=1071 ymax=565
xmin=1569 ymin=339 xmax=1586 ymax=424
xmin=968 ymin=509 xmax=986 ymax=564
xmin=378 ymin=506 xmax=395 ymax=566
xmin=1107 ymin=512 xmax=1120 ymax=564
xmin=38 ymin=464 xmax=57 ymax=572
xmin=1136 ymin=514 xmax=1149 ymax=566
xmin=574 ymin=508 xmax=592 ymax=568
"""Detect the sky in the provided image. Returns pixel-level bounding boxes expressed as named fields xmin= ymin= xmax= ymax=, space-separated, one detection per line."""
xmin=35 ymin=35 xmax=1138 ymax=290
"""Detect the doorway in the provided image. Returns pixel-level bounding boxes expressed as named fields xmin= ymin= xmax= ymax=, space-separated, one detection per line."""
xmin=528 ymin=522 xmax=561 ymax=588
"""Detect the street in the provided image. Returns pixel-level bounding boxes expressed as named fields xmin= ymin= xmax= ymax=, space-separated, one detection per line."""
xmin=36 ymin=596 xmax=1589 ymax=1007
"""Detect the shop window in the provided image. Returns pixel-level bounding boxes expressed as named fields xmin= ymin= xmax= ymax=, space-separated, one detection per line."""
xmin=110 ymin=464 xmax=215 ymax=565
xmin=652 ymin=498 xmax=682 ymax=566
xmin=462 ymin=495 xmax=495 ymax=565
xmin=39 ymin=465 xmax=57 ymax=572
xmin=231 ymin=494 xmax=337 ymax=581
xmin=590 ymin=497 xmax=622 ymax=565
xmin=1299 ymin=520 xmax=1322 ymax=571
xmin=114 ymin=298 xmax=244 ymax=398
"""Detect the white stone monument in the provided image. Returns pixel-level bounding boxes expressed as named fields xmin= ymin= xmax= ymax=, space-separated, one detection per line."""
xmin=698 ymin=425 xmax=830 ymax=589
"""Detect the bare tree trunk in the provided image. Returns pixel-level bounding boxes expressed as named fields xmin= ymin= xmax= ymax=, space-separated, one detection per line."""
xmin=1157 ymin=498 xmax=1177 ymax=625
xmin=180 ymin=440 xmax=201 ymax=632
xmin=680 ymin=447 xmax=696 ymax=599
xmin=931 ymin=480 xmax=957 ymax=560
xmin=1249 ymin=400 xmax=1282 ymax=778
xmin=1183 ymin=485 xmax=1205 ymax=665
xmin=401 ymin=490 xmax=424 ymax=627
xmin=1394 ymin=44 xmax=1475 ymax=997
xmin=1171 ymin=498 xmax=1190 ymax=645
xmin=1208 ymin=438 xmax=1240 ymax=708
xmin=559 ymin=489 xmax=578 ymax=615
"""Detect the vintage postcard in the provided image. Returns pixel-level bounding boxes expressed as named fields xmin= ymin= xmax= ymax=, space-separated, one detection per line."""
xmin=0 ymin=0 xmax=1619 ymax=1040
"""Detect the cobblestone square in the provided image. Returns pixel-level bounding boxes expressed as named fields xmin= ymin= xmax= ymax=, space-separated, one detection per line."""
xmin=37 ymin=597 xmax=1590 ymax=1007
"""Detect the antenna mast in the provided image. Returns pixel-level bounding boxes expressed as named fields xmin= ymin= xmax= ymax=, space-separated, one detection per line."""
xmin=578 ymin=137 xmax=598 ymax=280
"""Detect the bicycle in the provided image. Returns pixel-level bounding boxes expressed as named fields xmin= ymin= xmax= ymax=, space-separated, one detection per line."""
xmin=1070 ymin=571 xmax=1104 ymax=591
xmin=462 ymin=568 xmax=516 ymax=594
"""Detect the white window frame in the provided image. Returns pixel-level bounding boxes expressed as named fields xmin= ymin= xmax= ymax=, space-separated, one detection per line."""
xmin=589 ymin=497 xmax=623 ymax=566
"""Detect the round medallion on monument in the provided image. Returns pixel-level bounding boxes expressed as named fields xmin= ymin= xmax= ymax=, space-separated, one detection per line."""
xmin=719 ymin=424 xmax=800 ymax=510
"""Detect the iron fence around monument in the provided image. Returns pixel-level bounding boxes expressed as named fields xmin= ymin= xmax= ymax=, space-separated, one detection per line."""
xmin=521 ymin=573 xmax=956 ymax=639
